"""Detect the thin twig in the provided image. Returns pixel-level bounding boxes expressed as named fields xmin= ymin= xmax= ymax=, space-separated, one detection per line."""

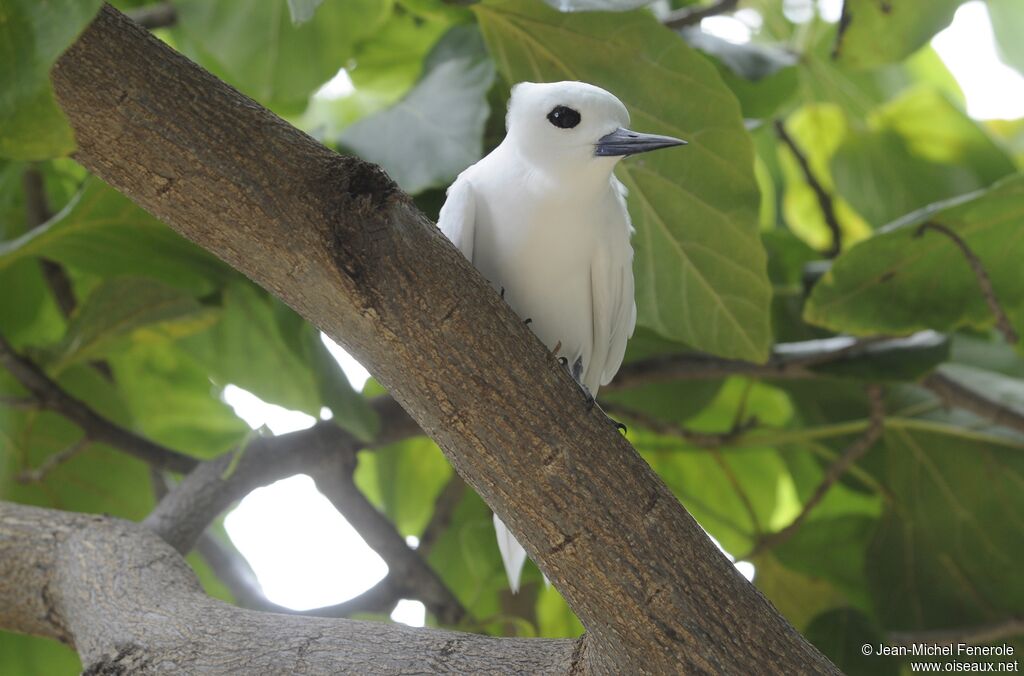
xmin=0 ymin=395 xmax=37 ymax=410
xmin=889 ymin=617 xmax=1024 ymax=647
xmin=922 ymin=371 xmax=1024 ymax=435
xmin=831 ymin=0 xmax=851 ymax=60
xmin=915 ymin=221 xmax=1019 ymax=344
xmin=774 ymin=119 xmax=843 ymax=258
xmin=23 ymin=168 xmax=77 ymax=318
xmin=0 ymin=335 xmax=196 ymax=473
xmin=418 ymin=474 xmax=467 ymax=558
xmin=314 ymin=456 xmax=467 ymax=626
xmin=127 ymin=3 xmax=177 ymax=30
xmin=16 ymin=438 xmax=91 ymax=484
xmin=600 ymin=400 xmax=758 ymax=448
xmin=745 ymin=385 xmax=885 ymax=558
xmin=663 ymin=0 xmax=740 ymax=30
xmin=712 ymin=449 xmax=762 ymax=535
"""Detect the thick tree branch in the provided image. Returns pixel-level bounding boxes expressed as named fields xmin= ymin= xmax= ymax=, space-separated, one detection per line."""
xmin=663 ymin=0 xmax=740 ymax=30
xmin=0 ymin=334 xmax=196 ymax=473
xmin=774 ymin=118 xmax=843 ymax=258
xmin=746 ymin=385 xmax=885 ymax=558
xmin=48 ymin=6 xmax=837 ymax=672
xmin=915 ymin=221 xmax=1019 ymax=344
xmin=0 ymin=502 xmax=576 ymax=674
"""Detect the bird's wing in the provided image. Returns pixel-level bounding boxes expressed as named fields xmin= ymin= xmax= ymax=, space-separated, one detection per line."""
xmin=437 ymin=175 xmax=477 ymax=262
xmin=590 ymin=183 xmax=637 ymax=391
xmin=591 ymin=247 xmax=636 ymax=391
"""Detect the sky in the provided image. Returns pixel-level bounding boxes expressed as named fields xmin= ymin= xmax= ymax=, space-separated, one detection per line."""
xmin=222 ymin=0 xmax=1023 ymax=629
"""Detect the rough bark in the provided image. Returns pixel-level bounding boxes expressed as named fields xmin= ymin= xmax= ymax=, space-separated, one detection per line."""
xmin=0 ymin=502 xmax=573 ymax=674
xmin=26 ymin=4 xmax=840 ymax=673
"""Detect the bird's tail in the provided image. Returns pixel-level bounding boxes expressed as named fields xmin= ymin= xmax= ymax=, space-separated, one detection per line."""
xmin=493 ymin=513 xmax=528 ymax=593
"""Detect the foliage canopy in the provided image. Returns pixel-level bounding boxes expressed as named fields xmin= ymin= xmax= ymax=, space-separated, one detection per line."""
xmin=2 ymin=0 xmax=1023 ymax=673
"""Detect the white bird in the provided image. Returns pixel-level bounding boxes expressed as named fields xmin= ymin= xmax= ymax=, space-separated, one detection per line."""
xmin=437 ymin=81 xmax=685 ymax=592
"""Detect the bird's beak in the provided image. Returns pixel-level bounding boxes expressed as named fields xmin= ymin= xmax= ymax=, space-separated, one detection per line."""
xmin=594 ymin=127 xmax=687 ymax=157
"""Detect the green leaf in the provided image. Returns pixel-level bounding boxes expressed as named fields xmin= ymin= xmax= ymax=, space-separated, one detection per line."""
xmin=0 ymin=632 xmax=79 ymax=676
xmin=301 ymin=13 xmax=448 ymax=139
xmin=802 ymin=332 xmax=951 ymax=382
xmin=989 ymin=0 xmax=1024 ymax=74
xmin=362 ymin=436 xmax=452 ymax=537
xmin=804 ymin=608 xmax=899 ymax=676
xmin=831 ymin=89 xmax=1016 ymax=229
xmin=181 ymin=283 xmax=320 ymax=413
xmin=866 ymin=425 xmax=1024 ymax=632
xmin=0 ymin=365 xmax=154 ymax=519
xmin=805 ymin=174 xmax=1024 ymax=338
xmin=832 ymin=0 xmax=964 ymax=69
xmin=776 ymin=104 xmax=872 ymax=252
xmin=339 ymin=26 xmax=494 ymax=194
xmin=297 ymin=326 xmax=378 ymax=441
xmin=0 ymin=0 xmax=103 ymax=159
xmin=173 ymin=0 xmax=392 ymax=114
xmin=0 ymin=178 xmax=229 ymax=295
xmin=475 ymin=0 xmax=772 ymax=362
xmin=109 ymin=341 xmax=250 ymax=459
xmin=46 ymin=277 xmax=217 ymax=372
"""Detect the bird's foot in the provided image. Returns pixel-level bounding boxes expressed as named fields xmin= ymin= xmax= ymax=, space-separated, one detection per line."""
xmin=524 ymin=318 xmax=532 ymax=326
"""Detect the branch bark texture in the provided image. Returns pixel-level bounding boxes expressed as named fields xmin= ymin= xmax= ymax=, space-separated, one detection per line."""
xmin=0 ymin=502 xmax=572 ymax=674
xmin=40 ymin=5 xmax=838 ymax=673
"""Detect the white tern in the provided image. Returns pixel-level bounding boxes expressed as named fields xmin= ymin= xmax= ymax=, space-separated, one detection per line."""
xmin=437 ymin=81 xmax=685 ymax=592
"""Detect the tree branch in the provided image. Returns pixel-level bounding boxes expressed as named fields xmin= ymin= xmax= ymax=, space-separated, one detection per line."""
xmin=745 ymin=385 xmax=885 ymax=558
xmin=0 ymin=501 xmax=577 ymax=673
xmin=0 ymin=334 xmax=196 ymax=473
xmin=418 ymin=474 xmax=467 ymax=558
xmin=15 ymin=437 xmax=91 ymax=484
xmin=313 ymin=455 xmax=467 ymax=626
xmin=888 ymin=618 xmax=1024 ymax=648
xmin=915 ymin=221 xmax=1019 ymax=344
xmin=599 ymin=400 xmax=758 ymax=448
xmin=48 ymin=6 xmax=837 ymax=671
xmin=922 ymin=370 xmax=1024 ymax=436
xmin=663 ymin=0 xmax=740 ymax=30
xmin=22 ymin=167 xmax=78 ymax=318
xmin=774 ymin=118 xmax=843 ymax=258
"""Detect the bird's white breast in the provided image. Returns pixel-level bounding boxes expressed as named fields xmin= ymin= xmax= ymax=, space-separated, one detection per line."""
xmin=463 ymin=147 xmax=631 ymax=381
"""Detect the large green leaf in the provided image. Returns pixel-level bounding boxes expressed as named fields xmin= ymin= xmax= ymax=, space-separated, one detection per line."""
xmin=0 ymin=179 xmax=229 ymax=295
xmin=0 ymin=0 xmax=103 ymax=160
xmin=109 ymin=341 xmax=250 ymax=459
xmin=0 ymin=632 xmax=79 ymax=676
xmin=832 ymin=88 xmax=1016 ymax=229
xmin=867 ymin=426 xmax=1024 ymax=632
xmin=339 ymin=25 xmax=495 ymax=194
xmin=805 ymin=174 xmax=1024 ymax=338
xmin=474 ymin=0 xmax=772 ymax=362
xmin=832 ymin=0 xmax=964 ymax=69
xmin=357 ymin=436 xmax=452 ymax=537
xmin=181 ymin=283 xmax=320 ymax=413
xmin=45 ymin=277 xmax=217 ymax=372
xmin=301 ymin=12 xmax=448 ymax=139
xmin=173 ymin=0 xmax=392 ymax=114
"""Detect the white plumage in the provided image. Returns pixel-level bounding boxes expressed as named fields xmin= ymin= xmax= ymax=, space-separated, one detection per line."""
xmin=438 ymin=81 xmax=684 ymax=592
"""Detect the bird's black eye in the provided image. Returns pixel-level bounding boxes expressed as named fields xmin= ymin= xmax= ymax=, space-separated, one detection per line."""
xmin=547 ymin=105 xmax=581 ymax=129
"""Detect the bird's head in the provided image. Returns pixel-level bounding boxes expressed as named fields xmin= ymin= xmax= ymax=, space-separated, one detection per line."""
xmin=505 ymin=81 xmax=685 ymax=177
